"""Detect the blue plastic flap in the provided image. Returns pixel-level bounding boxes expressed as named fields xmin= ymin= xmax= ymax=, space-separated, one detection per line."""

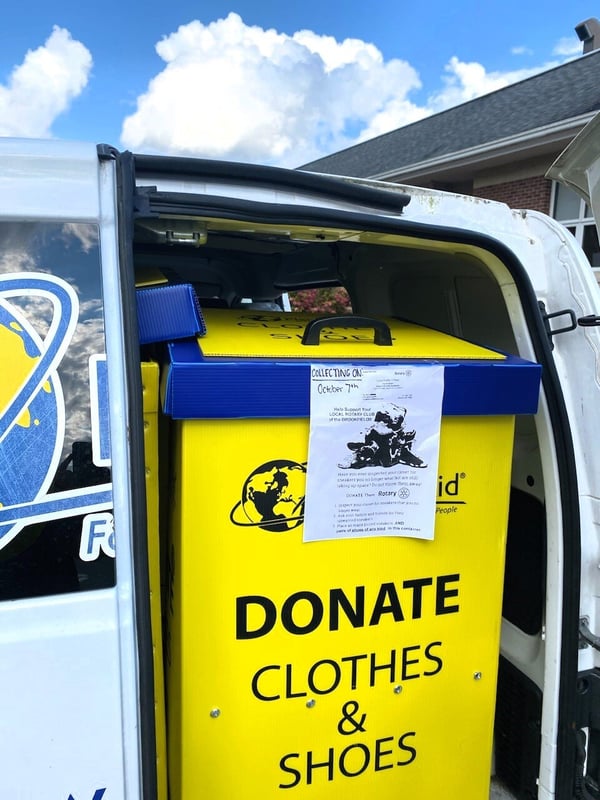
xmin=136 ymin=283 xmax=206 ymax=345
xmin=162 ymin=338 xmax=542 ymax=419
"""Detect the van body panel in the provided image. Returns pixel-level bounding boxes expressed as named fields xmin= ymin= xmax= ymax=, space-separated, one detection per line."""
xmin=2 ymin=114 xmax=600 ymax=798
xmin=0 ymin=150 xmax=145 ymax=799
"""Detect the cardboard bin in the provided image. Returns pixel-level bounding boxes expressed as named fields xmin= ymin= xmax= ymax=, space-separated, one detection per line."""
xmin=163 ymin=309 xmax=541 ymax=800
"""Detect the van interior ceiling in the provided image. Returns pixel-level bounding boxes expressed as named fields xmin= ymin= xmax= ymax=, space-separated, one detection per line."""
xmin=133 ymin=214 xmax=547 ymax=800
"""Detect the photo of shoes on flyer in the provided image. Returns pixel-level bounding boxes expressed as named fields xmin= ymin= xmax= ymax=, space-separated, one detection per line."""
xmin=341 ymin=405 xmax=427 ymax=470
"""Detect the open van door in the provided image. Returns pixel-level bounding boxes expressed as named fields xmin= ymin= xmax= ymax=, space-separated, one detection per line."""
xmin=547 ymin=110 xmax=600 ymax=240
xmin=0 ymin=141 xmax=154 ymax=800
xmin=548 ymin=111 xmax=600 ymax=800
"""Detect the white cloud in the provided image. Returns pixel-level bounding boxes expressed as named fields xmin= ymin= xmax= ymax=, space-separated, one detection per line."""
xmin=511 ymin=46 xmax=533 ymax=56
xmin=61 ymin=223 xmax=98 ymax=253
xmin=120 ymin=14 xmax=579 ymax=167
xmin=0 ymin=26 xmax=92 ymax=138
xmin=355 ymin=101 xmax=429 ymax=144
xmin=120 ymin=12 xmax=422 ymax=166
xmin=425 ymin=56 xmax=560 ymax=113
xmin=553 ymin=36 xmax=583 ymax=57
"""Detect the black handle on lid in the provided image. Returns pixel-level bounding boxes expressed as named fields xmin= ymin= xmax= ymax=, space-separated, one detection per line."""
xmin=301 ymin=315 xmax=393 ymax=346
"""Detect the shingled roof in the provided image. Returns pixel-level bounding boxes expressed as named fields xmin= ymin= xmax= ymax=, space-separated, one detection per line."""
xmin=300 ymin=49 xmax=600 ymax=179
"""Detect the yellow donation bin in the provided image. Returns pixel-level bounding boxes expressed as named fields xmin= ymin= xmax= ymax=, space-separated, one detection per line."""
xmin=162 ymin=310 xmax=541 ymax=800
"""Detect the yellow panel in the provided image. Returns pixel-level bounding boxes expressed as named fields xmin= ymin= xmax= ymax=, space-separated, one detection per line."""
xmin=167 ymin=412 xmax=514 ymax=799
xmin=135 ymin=267 xmax=168 ymax=287
xmin=198 ymin=309 xmax=505 ymax=360
xmin=141 ymin=361 xmax=168 ymax=800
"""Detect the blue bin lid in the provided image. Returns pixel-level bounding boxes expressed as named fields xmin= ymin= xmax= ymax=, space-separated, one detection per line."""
xmin=162 ymin=310 xmax=541 ymax=419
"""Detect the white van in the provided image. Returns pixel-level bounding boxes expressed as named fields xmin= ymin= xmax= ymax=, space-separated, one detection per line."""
xmin=0 ymin=113 xmax=598 ymax=800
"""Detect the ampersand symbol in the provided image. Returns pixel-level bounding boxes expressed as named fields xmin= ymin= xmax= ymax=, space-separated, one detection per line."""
xmin=337 ymin=700 xmax=367 ymax=735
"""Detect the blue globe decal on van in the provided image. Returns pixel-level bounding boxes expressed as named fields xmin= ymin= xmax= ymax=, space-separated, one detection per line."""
xmin=0 ymin=302 xmax=61 ymax=541
xmin=0 ymin=274 xmax=81 ymax=546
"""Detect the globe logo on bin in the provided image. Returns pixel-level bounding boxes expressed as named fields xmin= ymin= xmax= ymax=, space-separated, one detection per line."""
xmin=230 ymin=459 xmax=306 ymax=532
xmin=0 ymin=274 xmax=78 ymax=547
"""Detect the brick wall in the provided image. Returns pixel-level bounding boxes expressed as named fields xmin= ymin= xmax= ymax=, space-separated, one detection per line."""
xmin=473 ymin=175 xmax=553 ymax=214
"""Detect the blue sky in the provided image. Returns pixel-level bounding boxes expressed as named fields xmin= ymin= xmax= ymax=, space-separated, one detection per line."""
xmin=0 ymin=1 xmax=594 ymax=166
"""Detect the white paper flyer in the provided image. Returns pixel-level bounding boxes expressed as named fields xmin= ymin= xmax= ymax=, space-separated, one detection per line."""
xmin=303 ymin=364 xmax=445 ymax=542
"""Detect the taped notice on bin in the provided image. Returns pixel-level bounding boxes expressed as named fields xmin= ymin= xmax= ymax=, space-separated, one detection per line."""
xmin=304 ymin=364 xmax=444 ymax=542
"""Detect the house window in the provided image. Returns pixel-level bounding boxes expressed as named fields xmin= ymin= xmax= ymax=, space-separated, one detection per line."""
xmin=552 ymin=182 xmax=600 ymax=270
